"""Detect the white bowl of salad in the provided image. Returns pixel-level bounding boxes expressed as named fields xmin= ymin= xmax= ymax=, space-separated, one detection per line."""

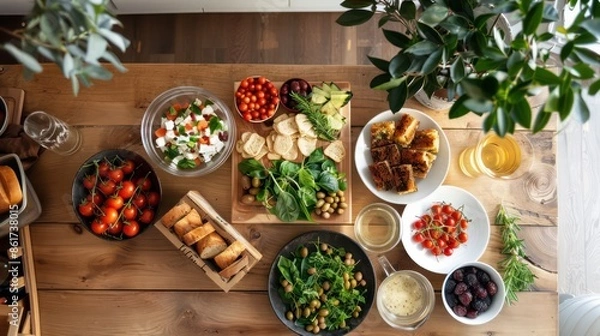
xmin=141 ymin=86 xmax=236 ymax=177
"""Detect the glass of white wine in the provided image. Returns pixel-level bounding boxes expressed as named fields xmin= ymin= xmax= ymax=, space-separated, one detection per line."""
xmin=458 ymin=131 xmax=534 ymax=180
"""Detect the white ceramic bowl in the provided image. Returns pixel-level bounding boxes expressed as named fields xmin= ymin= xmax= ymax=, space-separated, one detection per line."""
xmin=401 ymin=185 xmax=490 ymax=274
xmin=141 ymin=86 xmax=236 ymax=177
xmin=442 ymin=261 xmax=505 ymax=325
xmin=354 ymin=108 xmax=450 ymax=204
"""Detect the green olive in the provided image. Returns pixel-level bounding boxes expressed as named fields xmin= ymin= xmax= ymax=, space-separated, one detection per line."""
xmin=281 ymin=279 xmax=289 ymax=287
xmin=315 ymin=208 xmax=322 ymax=215
xmin=310 ymin=299 xmax=319 ymax=308
xmin=340 ymin=320 xmax=346 ymax=328
xmin=321 ymin=212 xmax=331 ymax=219
xmin=318 ymin=308 xmax=329 ymax=317
xmin=334 ymin=196 xmax=340 ymax=203
xmin=312 ymin=317 xmax=318 ymax=326
xmin=332 ymin=299 xmax=340 ymax=306
xmin=353 ymin=311 xmax=359 ymax=318
xmin=251 ymin=176 xmax=261 ymax=188
xmin=343 ymin=272 xmax=350 ymax=281
xmin=360 ymin=279 xmax=367 ymax=287
xmin=325 ymin=196 xmax=334 ymax=204
xmin=303 ymin=307 xmax=311 ymax=318
xmin=321 ymin=203 xmax=331 ymax=212
xmin=350 ymin=279 xmax=357 ymax=288
xmin=355 ymin=306 xmax=362 ymax=313
xmin=337 ymin=190 xmax=345 ymax=197
xmin=336 ymin=208 xmax=345 ymax=215
xmin=339 ymin=202 xmax=348 ymax=209
xmin=305 ymin=325 xmax=313 ymax=332
xmin=344 ymin=258 xmax=352 ymax=266
xmin=331 ymin=202 xmax=338 ymax=209
xmin=317 ymin=287 xmax=324 ymax=296
xmin=320 ymin=243 xmax=328 ymax=252
xmin=300 ymin=246 xmax=308 ymax=258
xmin=319 ymin=322 xmax=326 ymax=330
xmin=285 ymin=284 xmax=293 ymax=293
xmin=248 ymin=187 xmax=260 ymax=196
xmin=344 ymin=280 xmax=351 ymax=290
xmin=317 ymin=316 xmax=325 ymax=324
xmin=327 ymin=207 xmax=335 ymax=214
xmin=241 ymin=175 xmax=252 ymax=190
xmin=345 ymin=252 xmax=353 ymax=259
xmin=320 ymin=293 xmax=327 ymax=302
xmin=316 ymin=191 xmax=326 ymax=199
xmin=240 ymin=194 xmax=256 ymax=205
xmin=286 ymin=311 xmax=294 ymax=321
xmin=328 ymin=192 xmax=336 ymax=197
xmin=307 ymin=267 xmax=317 ymax=275
xmin=295 ymin=307 xmax=301 ymax=319
xmin=354 ymin=271 xmax=363 ymax=282
xmin=322 ymin=281 xmax=330 ymax=291
xmin=312 ymin=326 xmax=320 ymax=334
xmin=315 ymin=199 xmax=325 ymax=208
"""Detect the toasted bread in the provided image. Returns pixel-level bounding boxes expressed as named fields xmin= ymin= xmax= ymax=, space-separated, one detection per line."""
xmin=368 ymin=160 xmax=394 ymax=191
xmin=400 ymin=149 xmax=436 ymax=179
xmin=183 ymin=221 xmax=216 ymax=246
xmin=196 ymin=232 xmax=228 ymax=259
xmin=410 ymin=128 xmax=439 ymax=154
xmin=214 ymin=240 xmax=247 ymax=270
xmin=393 ymin=113 xmax=420 ymax=147
xmin=370 ymin=120 xmax=396 ymax=148
xmin=160 ymin=202 xmax=192 ymax=228
xmin=391 ymin=164 xmax=417 ymax=194
xmin=370 ymin=144 xmax=401 ymax=165
xmin=324 ymin=140 xmax=345 ymax=163
xmin=173 ymin=208 xmax=204 ymax=239
xmin=0 ymin=166 xmax=22 ymax=214
xmin=218 ymin=254 xmax=249 ymax=279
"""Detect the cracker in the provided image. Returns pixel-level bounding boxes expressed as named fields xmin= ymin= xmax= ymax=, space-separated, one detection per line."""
xmin=324 ymin=140 xmax=345 ymax=163
xmin=274 ymin=117 xmax=298 ymax=136
xmin=243 ymin=133 xmax=265 ymax=157
xmin=273 ymin=113 xmax=290 ymax=124
xmin=297 ymin=136 xmax=317 ymax=157
xmin=267 ymin=152 xmax=281 ymax=161
xmin=295 ymin=113 xmax=317 ymax=138
xmin=274 ymin=134 xmax=294 ymax=155
xmin=241 ymin=131 xmax=252 ymax=143
xmin=282 ymin=143 xmax=299 ymax=161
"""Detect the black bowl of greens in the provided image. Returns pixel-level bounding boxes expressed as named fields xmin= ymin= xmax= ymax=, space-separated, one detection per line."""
xmin=268 ymin=230 xmax=376 ymax=335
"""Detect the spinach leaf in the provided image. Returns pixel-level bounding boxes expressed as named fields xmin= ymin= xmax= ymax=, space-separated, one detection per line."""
xmin=163 ymin=145 xmax=179 ymax=160
xmin=238 ymin=159 xmax=267 ymax=178
xmin=189 ymin=103 xmax=202 ymax=115
xmin=208 ymin=115 xmax=223 ymax=133
xmin=307 ymin=147 xmax=326 ymax=164
xmin=298 ymin=168 xmax=318 ymax=190
xmin=274 ymin=191 xmax=300 ymax=222
xmin=317 ymin=171 xmax=340 ymax=192
xmin=279 ymin=161 xmax=301 ymax=176
xmin=321 ymin=158 xmax=337 ymax=172
xmin=177 ymin=158 xmax=196 ymax=169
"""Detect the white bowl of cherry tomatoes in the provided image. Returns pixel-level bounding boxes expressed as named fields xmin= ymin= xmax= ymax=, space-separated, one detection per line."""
xmin=72 ymin=149 xmax=162 ymax=241
xmin=234 ymin=76 xmax=280 ymax=123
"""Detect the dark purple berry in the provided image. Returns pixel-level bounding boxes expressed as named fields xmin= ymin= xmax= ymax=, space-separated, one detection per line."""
xmin=484 ymin=295 xmax=492 ymax=307
xmin=454 ymin=282 xmax=468 ymax=295
xmin=471 ymin=299 xmax=489 ymax=312
xmin=459 ymin=291 xmax=473 ymax=306
xmin=453 ymin=269 xmax=464 ymax=282
xmin=453 ymin=305 xmax=467 ymax=317
xmin=466 ymin=309 xmax=479 ymax=319
xmin=486 ymin=281 xmax=498 ymax=296
xmin=445 ymin=279 xmax=457 ymax=293
xmin=467 ymin=267 xmax=478 ymax=274
xmin=474 ymin=286 xmax=488 ymax=299
xmin=465 ymin=273 xmax=479 ymax=287
xmin=445 ymin=292 xmax=458 ymax=308
xmin=477 ymin=270 xmax=491 ymax=284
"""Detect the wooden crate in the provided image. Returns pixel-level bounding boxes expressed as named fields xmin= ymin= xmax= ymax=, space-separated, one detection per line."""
xmin=154 ymin=191 xmax=262 ymax=292
xmin=0 ymin=226 xmax=41 ymax=336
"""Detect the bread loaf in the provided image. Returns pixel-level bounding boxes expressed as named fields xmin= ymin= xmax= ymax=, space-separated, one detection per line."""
xmin=160 ymin=202 xmax=192 ymax=228
xmin=173 ymin=208 xmax=203 ymax=239
xmin=218 ymin=254 xmax=248 ymax=279
xmin=0 ymin=166 xmax=23 ymax=214
xmin=214 ymin=240 xmax=246 ymax=270
xmin=196 ymin=232 xmax=227 ymax=259
xmin=182 ymin=221 xmax=216 ymax=246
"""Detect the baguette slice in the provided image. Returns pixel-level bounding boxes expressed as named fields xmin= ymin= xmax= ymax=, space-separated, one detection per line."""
xmin=214 ymin=240 xmax=247 ymax=270
xmin=0 ymin=166 xmax=23 ymax=203
xmin=218 ymin=254 xmax=249 ymax=280
xmin=0 ymin=180 xmax=10 ymax=214
xmin=160 ymin=202 xmax=192 ymax=228
xmin=173 ymin=208 xmax=203 ymax=239
xmin=183 ymin=221 xmax=216 ymax=246
xmin=196 ymin=232 xmax=228 ymax=259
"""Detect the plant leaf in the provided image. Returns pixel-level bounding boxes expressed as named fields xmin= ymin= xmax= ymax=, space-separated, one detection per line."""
xmin=421 ymin=49 xmax=442 ymax=74
xmin=532 ymin=108 xmax=551 ymax=133
xmin=483 ymin=110 xmax=497 ymax=133
xmin=511 ymin=98 xmax=532 ymax=128
xmin=573 ymin=47 xmax=600 ymax=66
xmin=541 ymin=4 xmax=560 ymax=23
xmin=450 ymin=55 xmax=465 ymax=82
xmin=574 ymin=93 xmax=591 ymax=123
xmin=417 ymin=22 xmax=444 ymax=44
xmin=533 ymin=66 xmax=562 ymax=85
xmin=98 ymin=28 xmax=131 ymax=52
xmin=558 ymin=85 xmax=574 ymax=121
xmin=464 ymin=98 xmax=494 ymax=113
xmin=405 ymin=40 xmax=439 ymax=56
xmin=389 ymin=53 xmax=411 ymax=77
xmin=419 ymin=4 xmax=448 ymax=26
xmin=85 ymin=33 xmax=108 ymax=64
xmin=470 ymin=31 xmax=488 ymax=56
xmin=581 ymin=18 xmax=600 ymax=36
xmin=589 ymin=78 xmax=600 ymax=95
xmin=382 ymin=29 xmax=411 ymax=48
xmin=522 ymin=1 xmax=544 ymax=35
xmin=507 ymin=51 xmax=525 ymax=77
xmin=370 ymin=73 xmax=392 ymax=88
xmin=388 ymin=82 xmax=408 ymax=112
xmin=62 ymin=52 xmax=74 ymax=78
xmin=101 ymin=51 xmax=127 ymax=73
xmin=495 ymin=106 xmax=508 ymax=137
xmin=448 ymin=95 xmax=470 ymax=119
xmin=566 ymin=63 xmax=596 ymax=80
xmin=440 ymin=15 xmax=469 ymax=38
xmin=407 ymin=76 xmax=425 ymax=97
xmin=336 ymin=9 xmax=374 ymax=26
xmin=373 ymin=76 xmax=405 ymax=91
xmin=399 ymin=0 xmax=417 ymax=20
xmin=368 ymin=55 xmax=390 ymax=72
xmin=3 ymin=43 xmax=42 ymax=73
xmin=340 ymin=0 xmax=373 ymax=9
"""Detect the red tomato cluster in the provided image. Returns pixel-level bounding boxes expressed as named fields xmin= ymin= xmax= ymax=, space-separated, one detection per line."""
xmin=235 ymin=76 xmax=279 ymax=122
xmin=77 ymin=157 xmax=160 ymax=239
xmin=412 ymin=203 xmax=469 ymax=257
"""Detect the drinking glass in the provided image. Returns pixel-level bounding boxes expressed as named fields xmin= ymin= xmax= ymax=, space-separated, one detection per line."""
xmin=458 ymin=131 xmax=534 ymax=180
xmin=354 ymin=203 xmax=402 ymax=253
xmin=24 ymin=111 xmax=82 ymax=156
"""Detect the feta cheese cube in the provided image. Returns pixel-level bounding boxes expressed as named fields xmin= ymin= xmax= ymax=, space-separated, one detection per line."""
xmin=164 ymin=120 xmax=175 ymax=131
xmin=202 ymin=105 xmax=214 ymax=115
xmin=165 ymin=130 xmax=176 ymax=141
xmin=155 ymin=137 xmax=166 ymax=147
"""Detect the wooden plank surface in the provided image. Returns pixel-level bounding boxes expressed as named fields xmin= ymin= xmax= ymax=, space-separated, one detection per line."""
xmin=0 ymin=64 xmax=558 ymax=334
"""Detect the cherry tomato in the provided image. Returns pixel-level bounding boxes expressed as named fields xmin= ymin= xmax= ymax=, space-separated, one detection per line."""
xmin=132 ymin=194 xmax=147 ymax=209
xmin=123 ymin=221 xmax=140 ymax=238
xmin=122 ymin=204 xmax=137 ymax=221
xmin=105 ymin=195 xmax=124 ymax=210
xmin=139 ymin=209 xmax=155 ymax=224
xmin=420 ymin=214 xmax=431 ymax=223
xmin=421 ymin=239 xmax=433 ymax=249
xmin=442 ymin=204 xmax=454 ymax=215
xmin=458 ymin=232 xmax=469 ymax=243
xmin=430 ymin=229 xmax=442 ymax=240
xmin=413 ymin=232 xmax=425 ymax=243
xmin=413 ymin=219 xmax=425 ymax=230
xmin=118 ymin=180 xmax=136 ymax=199
xmin=98 ymin=161 xmax=111 ymax=178
xmin=99 ymin=207 xmax=119 ymax=225
xmin=135 ymin=177 xmax=152 ymax=192
xmin=431 ymin=246 xmax=442 ymax=256
xmin=448 ymin=238 xmax=460 ymax=248
xmin=98 ymin=180 xmax=117 ymax=196
xmin=108 ymin=168 xmax=124 ymax=183
xmin=146 ymin=191 xmax=160 ymax=207
xmin=257 ymin=76 xmax=267 ymax=85
xmin=451 ymin=210 xmax=463 ymax=221
xmin=430 ymin=204 xmax=442 ymax=215
xmin=121 ymin=160 xmax=136 ymax=175
xmin=78 ymin=201 xmax=94 ymax=217
xmin=437 ymin=239 xmax=447 ymax=248
xmin=460 ymin=219 xmax=469 ymax=229
xmin=107 ymin=221 xmax=123 ymax=235
xmin=87 ymin=193 xmax=104 ymax=206
xmin=83 ymin=174 xmax=97 ymax=190
xmin=443 ymin=247 xmax=454 ymax=256
xmin=90 ymin=219 xmax=108 ymax=235
xmin=445 ymin=217 xmax=456 ymax=227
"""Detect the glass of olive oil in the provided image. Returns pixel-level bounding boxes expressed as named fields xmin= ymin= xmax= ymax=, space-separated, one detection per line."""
xmin=458 ymin=132 xmax=534 ymax=180
xmin=354 ymin=203 xmax=402 ymax=253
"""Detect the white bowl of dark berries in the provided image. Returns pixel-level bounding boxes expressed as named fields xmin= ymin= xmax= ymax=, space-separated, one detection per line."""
xmin=279 ymin=78 xmax=312 ymax=112
xmin=442 ymin=262 xmax=505 ymax=325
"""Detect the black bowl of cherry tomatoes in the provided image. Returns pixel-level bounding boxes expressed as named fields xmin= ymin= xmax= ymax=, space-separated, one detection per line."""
xmin=234 ymin=76 xmax=280 ymax=123
xmin=72 ymin=149 xmax=162 ymax=241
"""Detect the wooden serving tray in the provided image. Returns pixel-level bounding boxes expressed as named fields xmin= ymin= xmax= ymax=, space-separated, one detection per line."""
xmin=231 ymin=81 xmax=352 ymax=224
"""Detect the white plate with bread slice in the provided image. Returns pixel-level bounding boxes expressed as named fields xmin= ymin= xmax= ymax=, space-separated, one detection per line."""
xmin=355 ymin=108 xmax=450 ymax=204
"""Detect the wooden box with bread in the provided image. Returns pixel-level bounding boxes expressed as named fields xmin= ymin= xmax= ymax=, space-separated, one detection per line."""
xmin=155 ymin=191 xmax=262 ymax=292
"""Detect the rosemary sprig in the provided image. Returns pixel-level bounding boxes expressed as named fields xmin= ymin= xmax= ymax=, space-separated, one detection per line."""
xmin=290 ymin=92 xmax=339 ymax=141
xmin=496 ymin=205 xmax=537 ymax=305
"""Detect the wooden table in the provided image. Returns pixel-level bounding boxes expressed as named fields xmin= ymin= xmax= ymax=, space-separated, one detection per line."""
xmin=0 ymin=64 xmax=558 ymax=335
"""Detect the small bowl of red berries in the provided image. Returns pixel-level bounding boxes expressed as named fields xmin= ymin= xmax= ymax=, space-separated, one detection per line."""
xmin=442 ymin=261 xmax=505 ymax=325
xmin=234 ymin=76 xmax=280 ymax=123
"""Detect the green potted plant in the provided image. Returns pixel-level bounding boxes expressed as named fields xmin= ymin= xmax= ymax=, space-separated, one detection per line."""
xmin=337 ymin=0 xmax=600 ymax=135
xmin=0 ymin=0 xmax=130 ymax=95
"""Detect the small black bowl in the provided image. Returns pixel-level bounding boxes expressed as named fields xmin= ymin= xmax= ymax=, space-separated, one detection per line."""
xmin=71 ymin=149 xmax=162 ymax=241
xmin=279 ymin=78 xmax=312 ymax=112
xmin=268 ymin=230 xmax=376 ymax=335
